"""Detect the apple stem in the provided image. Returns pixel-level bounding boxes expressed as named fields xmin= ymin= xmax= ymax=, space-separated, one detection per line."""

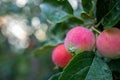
xmin=95 ymin=21 xmax=101 ymax=28
xmin=91 ymin=27 xmax=101 ymax=34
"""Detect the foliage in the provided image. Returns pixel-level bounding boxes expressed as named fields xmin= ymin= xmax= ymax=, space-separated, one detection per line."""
xmin=0 ymin=0 xmax=120 ymax=80
xmin=35 ymin=0 xmax=120 ymax=80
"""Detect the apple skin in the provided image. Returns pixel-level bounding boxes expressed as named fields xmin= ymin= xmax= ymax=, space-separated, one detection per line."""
xmin=52 ymin=44 xmax=72 ymax=68
xmin=64 ymin=26 xmax=95 ymax=54
xmin=96 ymin=28 xmax=120 ymax=59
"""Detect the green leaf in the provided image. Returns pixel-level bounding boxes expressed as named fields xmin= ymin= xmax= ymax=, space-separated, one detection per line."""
xmin=80 ymin=13 xmax=95 ymax=27
xmin=33 ymin=39 xmax=63 ymax=57
xmin=51 ymin=22 xmax=69 ymax=38
xmin=82 ymin=0 xmax=92 ymax=13
xmin=85 ymin=56 xmax=112 ymax=80
xmin=48 ymin=73 xmax=61 ymax=80
xmin=96 ymin=0 xmax=107 ymax=24
xmin=59 ymin=51 xmax=113 ymax=80
xmin=73 ymin=1 xmax=83 ymax=18
xmin=66 ymin=17 xmax=84 ymax=27
xmin=81 ymin=13 xmax=94 ymax=19
xmin=102 ymin=0 xmax=120 ymax=28
xmin=40 ymin=0 xmax=73 ymax=23
xmin=108 ymin=59 xmax=120 ymax=72
xmin=42 ymin=0 xmax=73 ymax=14
xmin=59 ymin=51 xmax=94 ymax=80
xmin=82 ymin=0 xmax=97 ymax=16
xmin=33 ymin=43 xmax=58 ymax=57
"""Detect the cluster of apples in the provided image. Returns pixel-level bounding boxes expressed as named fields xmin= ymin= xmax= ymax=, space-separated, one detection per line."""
xmin=52 ymin=26 xmax=120 ymax=68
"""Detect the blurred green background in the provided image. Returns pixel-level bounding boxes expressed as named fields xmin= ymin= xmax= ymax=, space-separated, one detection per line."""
xmin=0 ymin=0 xmax=59 ymax=80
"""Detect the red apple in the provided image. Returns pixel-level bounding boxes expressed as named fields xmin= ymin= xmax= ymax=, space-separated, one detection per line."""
xmin=52 ymin=44 xmax=72 ymax=67
xmin=64 ymin=26 xmax=95 ymax=54
xmin=96 ymin=28 xmax=120 ymax=59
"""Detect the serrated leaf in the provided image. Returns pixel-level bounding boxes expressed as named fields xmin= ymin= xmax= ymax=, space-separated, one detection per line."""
xmin=59 ymin=51 xmax=113 ymax=80
xmin=102 ymin=0 xmax=120 ymax=28
xmin=40 ymin=0 xmax=73 ymax=23
xmin=48 ymin=73 xmax=61 ymax=80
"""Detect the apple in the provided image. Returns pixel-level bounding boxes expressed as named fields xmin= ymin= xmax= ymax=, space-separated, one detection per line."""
xmin=64 ymin=26 xmax=95 ymax=54
xmin=96 ymin=28 xmax=120 ymax=59
xmin=52 ymin=44 xmax=72 ymax=67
